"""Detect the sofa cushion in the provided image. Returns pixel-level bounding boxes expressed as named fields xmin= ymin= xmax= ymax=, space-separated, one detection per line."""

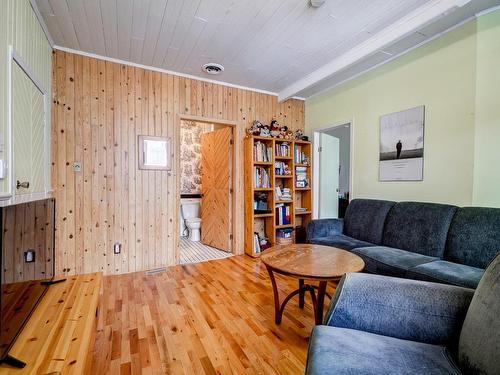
xmin=343 ymin=199 xmax=395 ymax=245
xmin=352 ymin=246 xmax=437 ymax=277
xmin=459 ymin=253 xmax=500 ymax=375
xmin=445 ymin=207 xmax=500 ymax=269
xmin=382 ymin=202 xmax=458 ymax=258
xmin=306 ymin=326 xmax=460 ymax=375
xmin=407 ymin=260 xmax=484 ymax=289
xmin=309 ymin=234 xmax=374 ymax=251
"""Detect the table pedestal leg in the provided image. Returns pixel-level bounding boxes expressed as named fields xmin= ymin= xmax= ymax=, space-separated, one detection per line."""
xmin=266 ymin=266 xmax=330 ymax=325
xmin=266 ymin=267 xmax=282 ymax=324
xmin=314 ymin=281 xmax=328 ymax=325
xmin=298 ymin=279 xmax=305 ymax=308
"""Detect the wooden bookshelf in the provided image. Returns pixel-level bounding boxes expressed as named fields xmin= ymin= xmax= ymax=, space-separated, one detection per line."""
xmin=244 ymin=136 xmax=313 ymax=257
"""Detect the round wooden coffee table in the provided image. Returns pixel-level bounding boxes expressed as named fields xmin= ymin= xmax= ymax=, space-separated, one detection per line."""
xmin=261 ymin=244 xmax=365 ymax=325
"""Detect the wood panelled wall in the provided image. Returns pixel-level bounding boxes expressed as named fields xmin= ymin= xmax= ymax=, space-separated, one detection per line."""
xmin=2 ymin=199 xmax=55 ymax=283
xmin=52 ymin=50 xmax=304 ymax=276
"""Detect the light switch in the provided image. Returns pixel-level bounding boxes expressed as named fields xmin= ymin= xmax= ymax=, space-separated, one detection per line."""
xmin=73 ymin=162 xmax=81 ymax=172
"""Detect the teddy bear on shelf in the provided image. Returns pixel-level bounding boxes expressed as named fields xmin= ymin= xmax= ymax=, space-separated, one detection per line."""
xmin=260 ymin=124 xmax=271 ymax=137
xmin=270 ymin=120 xmax=281 ymax=138
xmin=285 ymin=129 xmax=294 ymax=140
xmin=278 ymin=125 xmax=288 ymax=139
xmin=295 ymin=129 xmax=304 ymax=140
xmin=246 ymin=120 xmax=262 ymax=136
xmin=284 ymin=164 xmax=292 ymax=175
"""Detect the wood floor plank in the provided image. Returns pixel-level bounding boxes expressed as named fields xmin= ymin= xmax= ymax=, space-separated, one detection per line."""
xmin=89 ymin=255 xmax=335 ymax=374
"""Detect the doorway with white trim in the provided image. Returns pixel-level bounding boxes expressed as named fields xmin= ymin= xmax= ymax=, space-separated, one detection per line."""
xmin=313 ymin=122 xmax=352 ymax=219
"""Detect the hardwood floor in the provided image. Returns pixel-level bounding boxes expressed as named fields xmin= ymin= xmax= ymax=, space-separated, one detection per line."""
xmin=89 ymin=255 xmax=337 ymax=374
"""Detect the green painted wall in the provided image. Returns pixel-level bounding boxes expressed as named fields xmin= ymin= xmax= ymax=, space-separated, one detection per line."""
xmin=473 ymin=11 xmax=500 ymax=207
xmin=0 ymin=0 xmax=52 ymax=194
xmin=306 ymin=11 xmax=500 ymax=207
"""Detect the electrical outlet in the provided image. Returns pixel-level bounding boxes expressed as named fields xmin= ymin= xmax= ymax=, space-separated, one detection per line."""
xmin=113 ymin=243 xmax=121 ymax=254
xmin=73 ymin=162 xmax=82 ymax=172
xmin=24 ymin=250 xmax=35 ymax=263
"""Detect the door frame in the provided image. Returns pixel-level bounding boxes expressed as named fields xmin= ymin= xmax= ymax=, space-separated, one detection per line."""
xmin=312 ymin=120 xmax=354 ymax=219
xmin=176 ymin=114 xmax=237 ymax=262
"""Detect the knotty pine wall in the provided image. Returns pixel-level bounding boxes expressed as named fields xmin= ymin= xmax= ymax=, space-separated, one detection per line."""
xmin=52 ymin=50 xmax=304 ymax=276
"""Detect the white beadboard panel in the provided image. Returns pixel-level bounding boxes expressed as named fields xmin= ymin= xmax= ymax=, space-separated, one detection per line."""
xmin=0 ymin=0 xmax=52 ymax=195
xmin=34 ymin=0 xmax=499 ymax=97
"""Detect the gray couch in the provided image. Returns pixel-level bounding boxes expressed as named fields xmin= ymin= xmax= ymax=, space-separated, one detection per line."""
xmin=306 ymin=199 xmax=500 ymax=288
xmin=305 ymin=253 xmax=500 ymax=374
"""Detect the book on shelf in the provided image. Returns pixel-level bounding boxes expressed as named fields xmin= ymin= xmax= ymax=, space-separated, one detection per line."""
xmin=275 ymin=204 xmax=291 ymax=225
xmin=275 ymin=142 xmax=290 ymax=157
xmin=276 ymin=228 xmax=294 ymax=245
xmin=253 ymin=141 xmax=272 ymax=162
xmin=253 ymin=232 xmax=271 ymax=253
xmin=295 ymin=166 xmax=309 ymax=188
xmin=276 ymin=228 xmax=294 ymax=238
xmin=274 ymin=161 xmax=290 ymax=176
xmin=253 ymin=199 xmax=268 ymax=212
xmin=254 ymin=166 xmax=271 ymax=188
xmin=275 ymin=186 xmax=292 ymax=201
xmin=253 ymin=233 xmax=261 ymax=253
xmin=294 ymin=144 xmax=309 ymax=164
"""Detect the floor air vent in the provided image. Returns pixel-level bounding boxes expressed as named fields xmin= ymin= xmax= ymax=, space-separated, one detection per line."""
xmin=145 ymin=267 xmax=167 ymax=276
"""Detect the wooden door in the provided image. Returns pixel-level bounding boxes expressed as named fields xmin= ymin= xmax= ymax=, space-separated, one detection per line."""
xmin=201 ymin=127 xmax=232 ymax=252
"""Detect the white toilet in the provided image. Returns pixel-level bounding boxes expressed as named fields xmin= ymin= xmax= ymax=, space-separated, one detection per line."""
xmin=180 ymin=198 xmax=202 ymax=242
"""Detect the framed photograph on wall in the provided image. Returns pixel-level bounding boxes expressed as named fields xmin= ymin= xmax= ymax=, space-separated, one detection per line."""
xmin=138 ymin=135 xmax=171 ymax=170
xmin=379 ymin=106 xmax=425 ymax=181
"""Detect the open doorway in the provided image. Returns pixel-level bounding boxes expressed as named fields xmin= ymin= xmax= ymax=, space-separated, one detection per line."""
xmin=178 ymin=117 xmax=235 ymax=264
xmin=313 ymin=122 xmax=352 ymax=219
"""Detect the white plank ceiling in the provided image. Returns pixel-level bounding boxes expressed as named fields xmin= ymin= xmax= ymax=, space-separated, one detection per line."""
xmin=34 ymin=0 xmax=499 ymax=99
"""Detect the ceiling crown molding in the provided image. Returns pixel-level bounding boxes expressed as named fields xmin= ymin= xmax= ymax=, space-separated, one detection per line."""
xmin=52 ymin=46 xmax=306 ymax=101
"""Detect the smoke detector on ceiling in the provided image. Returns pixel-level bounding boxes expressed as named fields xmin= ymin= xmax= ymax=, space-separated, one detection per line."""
xmin=202 ymin=63 xmax=224 ymax=75
xmin=310 ymin=0 xmax=326 ymax=8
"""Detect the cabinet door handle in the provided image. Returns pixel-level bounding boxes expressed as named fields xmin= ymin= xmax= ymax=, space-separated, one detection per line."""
xmin=16 ymin=180 xmax=29 ymax=189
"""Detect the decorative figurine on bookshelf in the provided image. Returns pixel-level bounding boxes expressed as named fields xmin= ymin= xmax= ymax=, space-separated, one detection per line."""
xmin=247 ymin=120 xmax=263 ymax=136
xmin=278 ymin=125 xmax=288 ymax=139
xmin=247 ymin=120 xmax=271 ymax=137
xmin=260 ymin=124 xmax=271 ymax=137
xmin=284 ymin=164 xmax=292 ymax=175
xmin=295 ymin=129 xmax=304 ymax=140
xmin=270 ymin=120 xmax=281 ymax=138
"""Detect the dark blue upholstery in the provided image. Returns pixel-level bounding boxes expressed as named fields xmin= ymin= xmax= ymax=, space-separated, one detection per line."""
xmin=445 ymin=207 xmax=500 ymax=268
xmin=458 ymin=253 xmax=500 ymax=374
xmin=382 ymin=202 xmax=458 ymax=258
xmin=324 ymin=273 xmax=473 ymax=345
xmin=351 ymin=246 xmax=437 ymax=277
xmin=306 ymin=326 xmax=460 ymax=375
xmin=306 ymin=218 xmax=343 ymax=242
xmin=343 ymin=199 xmax=395 ymax=244
xmin=306 ymin=199 xmax=499 ymax=288
xmin=306 ymin=256 xmax=500 ymax=375
xmin=309 ymin=235 xmax=374 ymax=251
xmin=407 ymin=260 xmax=484 ymax=289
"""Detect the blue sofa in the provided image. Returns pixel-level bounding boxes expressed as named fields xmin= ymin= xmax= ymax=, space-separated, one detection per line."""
xmin=306 ymin=199 xmax=500 ymax=288
xmin=305 ymin=253 xmax=500 ymax=374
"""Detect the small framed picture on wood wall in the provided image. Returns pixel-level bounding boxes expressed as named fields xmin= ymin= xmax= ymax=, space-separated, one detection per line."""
xmin=138 ymin=135 xmax=171 ymax=170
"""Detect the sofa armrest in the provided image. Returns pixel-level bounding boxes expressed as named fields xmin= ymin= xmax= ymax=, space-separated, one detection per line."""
xmin=325 ymin=273 xmax=474 ymax=345
xmin=306 ymin=219 xmax=343 ymax=242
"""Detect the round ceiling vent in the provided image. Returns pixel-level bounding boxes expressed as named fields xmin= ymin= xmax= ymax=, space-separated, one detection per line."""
xmin=202 ymin=63 xmax=224 ymax=75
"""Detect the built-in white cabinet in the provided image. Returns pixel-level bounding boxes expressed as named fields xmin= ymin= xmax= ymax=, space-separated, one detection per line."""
xmin=12 ymin=61 xmax=46 ymax=195
xmin=0 ymin=49 xmax=51 ymax=206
